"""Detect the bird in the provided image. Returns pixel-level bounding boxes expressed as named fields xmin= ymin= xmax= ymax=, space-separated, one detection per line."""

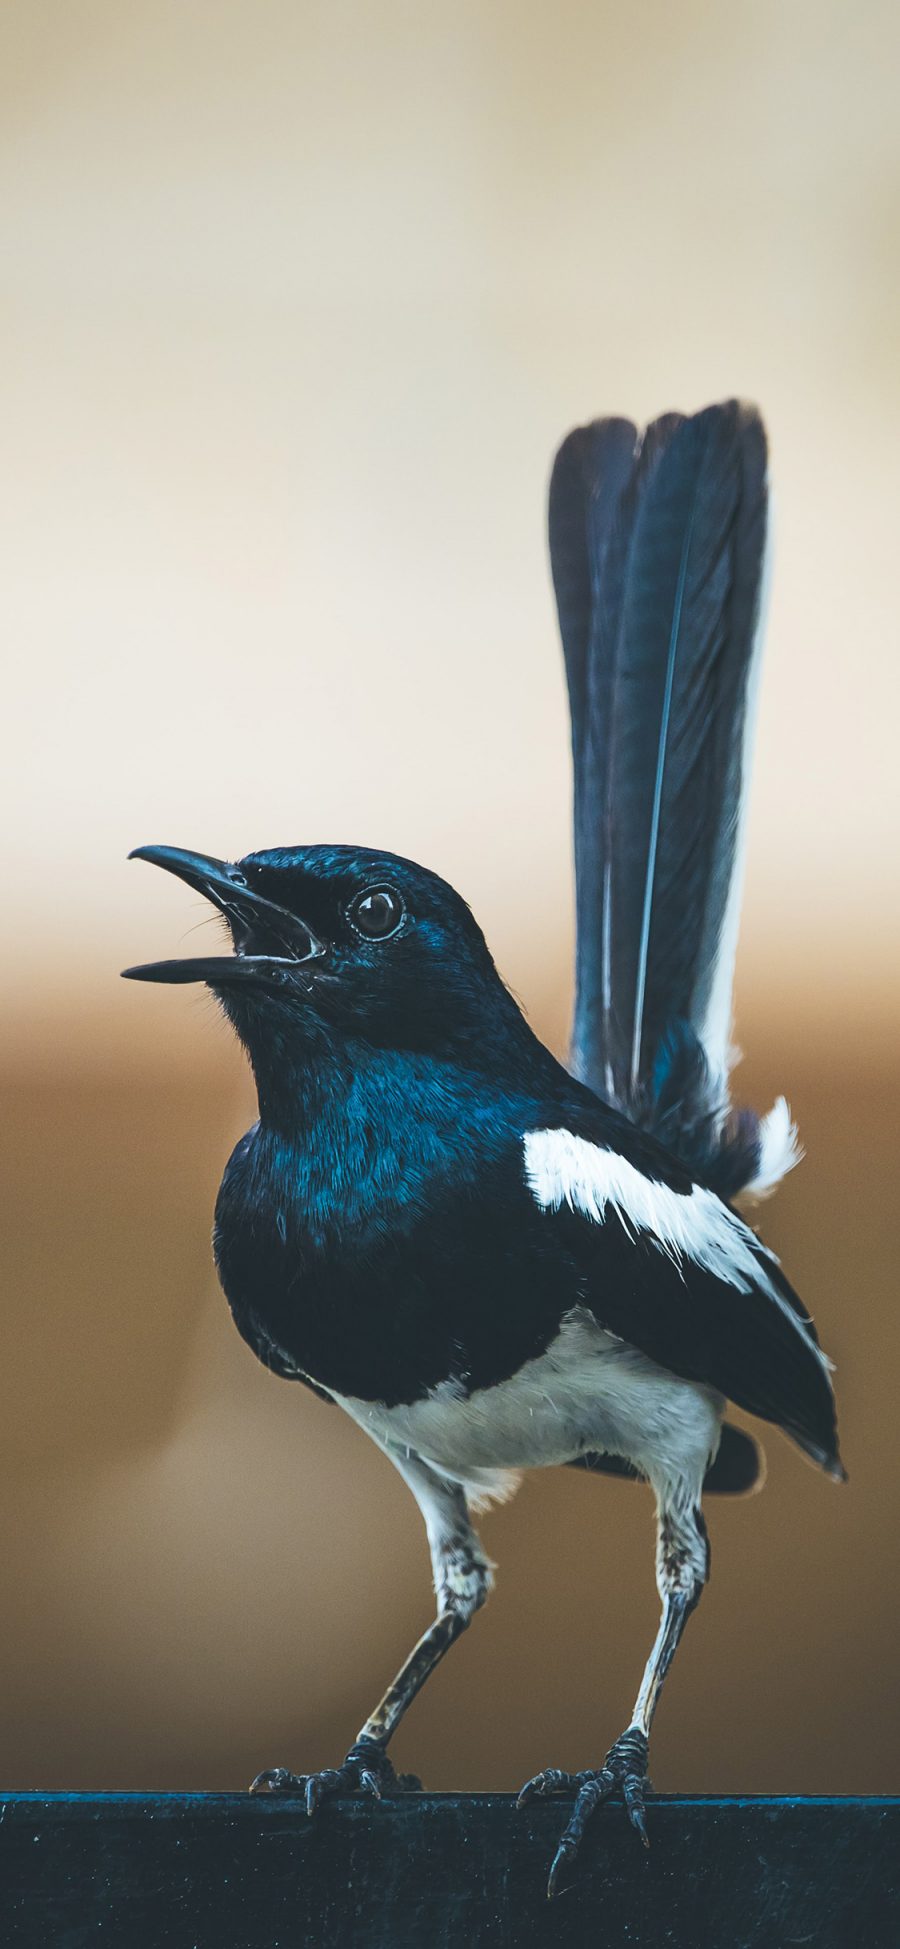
xmin=122 ymin=399 xmax=843 ymax=1897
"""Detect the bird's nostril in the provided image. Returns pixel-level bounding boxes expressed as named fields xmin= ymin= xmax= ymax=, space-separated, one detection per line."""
xmin=225 ymin=868 xmax=249 ymax=888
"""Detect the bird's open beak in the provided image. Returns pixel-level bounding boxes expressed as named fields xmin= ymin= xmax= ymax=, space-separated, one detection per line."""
xmin=121 ymin=844 xmax=325 ymax=986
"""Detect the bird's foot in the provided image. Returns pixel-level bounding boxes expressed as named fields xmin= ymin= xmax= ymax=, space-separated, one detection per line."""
xmin=250 ymin=1737 xmax=421 ymax=1816
xmin=518 ymin=1726 xmax=650 ymax=1897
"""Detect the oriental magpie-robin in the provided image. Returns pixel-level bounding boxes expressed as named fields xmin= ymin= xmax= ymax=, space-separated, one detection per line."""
xmin=123 ymin=401 xmax=843 ymax=1896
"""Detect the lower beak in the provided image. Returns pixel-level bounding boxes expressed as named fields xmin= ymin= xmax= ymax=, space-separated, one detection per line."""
xmin=121 ymin=844 xmax=324 ymax=986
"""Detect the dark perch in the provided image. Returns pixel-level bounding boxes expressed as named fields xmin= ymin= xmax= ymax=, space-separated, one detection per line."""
xmin=1 ymin=1793 xmax=897 ymax=1948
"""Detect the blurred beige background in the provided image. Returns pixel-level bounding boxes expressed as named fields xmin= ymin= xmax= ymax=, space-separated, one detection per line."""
xmin=1 ymin=0 xmax=898 ymax=1796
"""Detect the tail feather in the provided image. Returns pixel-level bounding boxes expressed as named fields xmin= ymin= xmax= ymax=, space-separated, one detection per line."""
xmin=551 ymin=400 xmax=787 ymax=1195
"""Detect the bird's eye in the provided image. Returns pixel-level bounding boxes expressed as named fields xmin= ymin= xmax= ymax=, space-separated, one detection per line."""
xmin=348 ymin=885 xmax=406 ymax=940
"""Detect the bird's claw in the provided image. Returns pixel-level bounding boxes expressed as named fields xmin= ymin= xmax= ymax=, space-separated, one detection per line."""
xmin=518 ymin=1727 xmax=650 ymax=1896
xmin=249 ymin=1737 xmax=421 ymax=1814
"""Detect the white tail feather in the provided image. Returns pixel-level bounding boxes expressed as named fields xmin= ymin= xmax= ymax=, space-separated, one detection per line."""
xmin=741 ymin=1095 xmax=803 ymax=1200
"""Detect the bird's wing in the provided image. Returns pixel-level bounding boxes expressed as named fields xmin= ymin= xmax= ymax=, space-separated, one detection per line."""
xmin=517 ymin=1111 xmax=841 ymax=1475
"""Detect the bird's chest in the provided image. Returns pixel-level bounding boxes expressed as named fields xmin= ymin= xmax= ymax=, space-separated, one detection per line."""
xmin=212 ymin=1118 xmax=572 ymax=1408
xmin=213 ymin=1128 xmax=417 ymax=1398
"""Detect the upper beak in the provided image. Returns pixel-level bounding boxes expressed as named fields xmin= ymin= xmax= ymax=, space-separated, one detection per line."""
xmin=121 ymin=844 xmax=325 ymax=986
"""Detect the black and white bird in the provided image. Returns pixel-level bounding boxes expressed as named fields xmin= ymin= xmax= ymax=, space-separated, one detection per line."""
xmin=123 ymin=400 xmax=843 ymax=1896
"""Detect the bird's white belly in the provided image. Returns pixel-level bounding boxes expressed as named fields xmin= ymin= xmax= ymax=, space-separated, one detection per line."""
xmin=330 ymin=1307 xmax=723 ymax=1506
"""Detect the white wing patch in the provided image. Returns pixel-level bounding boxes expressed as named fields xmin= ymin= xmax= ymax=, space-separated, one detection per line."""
xmin=523 ymin=1126 xmax=829 ymax=1369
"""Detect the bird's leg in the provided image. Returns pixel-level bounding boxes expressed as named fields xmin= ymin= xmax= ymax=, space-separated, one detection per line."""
xmin=251 ymin=1453 xmax=492 ymax=1813
xmin=519 ymin=1492 xmax=710 ymax=1896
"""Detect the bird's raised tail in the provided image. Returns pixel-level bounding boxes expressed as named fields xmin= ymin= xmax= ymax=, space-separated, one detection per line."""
xmin=550 ymin=400 xmax=797 ymax=1200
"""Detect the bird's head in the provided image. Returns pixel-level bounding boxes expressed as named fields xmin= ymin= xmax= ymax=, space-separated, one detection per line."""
xmin=122 ymin=843 xmax=514 ymax=1068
